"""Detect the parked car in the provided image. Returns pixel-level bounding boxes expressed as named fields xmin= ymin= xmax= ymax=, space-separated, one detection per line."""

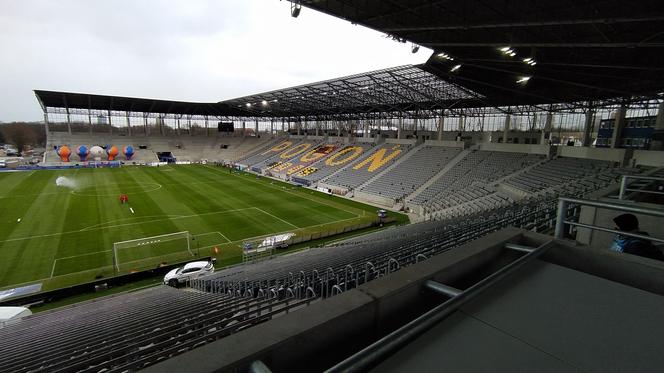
xmin=0 ymin=160 xmax=6 ymax=168
xmin=163 ymin=260 xmax=214 ymax=287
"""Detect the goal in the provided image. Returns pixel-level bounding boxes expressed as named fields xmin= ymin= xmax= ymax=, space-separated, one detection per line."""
xmin=112 ymin=231 xmax=194 ymax=272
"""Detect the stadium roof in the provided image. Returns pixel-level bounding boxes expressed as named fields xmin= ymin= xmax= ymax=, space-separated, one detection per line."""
xmin=36 ymin=0 xmax=664 ymax=120
xmin=34 ymin=90 xmax=243 ymax=117
xmin=222 ymin=65 xmax=485 ymax=118
xmin=35 ymin=65 xmax=489 ymax=120
xmin=297 ymin=0 xmax=664 ymax=106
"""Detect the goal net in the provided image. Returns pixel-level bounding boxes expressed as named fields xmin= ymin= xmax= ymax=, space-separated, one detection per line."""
xmin=113 ymin=231 xmax=194 ymax=272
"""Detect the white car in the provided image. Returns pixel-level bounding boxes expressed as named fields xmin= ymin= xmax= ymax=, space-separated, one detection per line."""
xmin=164 ymin=260 xmax=214 ymax=287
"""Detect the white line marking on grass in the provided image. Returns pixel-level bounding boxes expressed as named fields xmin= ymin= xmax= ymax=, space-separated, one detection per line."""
xmin=0 ymin=208 xmax=258 ymax=244
xmin=56 ymin=250 xmax=113 ymax=261
xmin=194 ymin=231 xmax=231 ymax=243
xmin=52 ymin=250 xmax=114 ymax=277
xmin=78 ymin=207 xmax=255 ymax=233
xmin=80 ymin=214 xmax=185 ymax=231
xmin=253 ymin=207 xmax=300 ymax=229
xmin=202 ymin=164 xmax=361 ymax=219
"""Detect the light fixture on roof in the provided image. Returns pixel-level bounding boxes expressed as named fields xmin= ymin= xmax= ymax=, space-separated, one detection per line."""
xmin=523 ymin=57 xmax=537 ymax=66
xmin=450 ymin=64 xmax=462 ymax=72
xmin=436 ymin=52 xmax=454 ymax=61
xmin=411 ymin=43 xmax=420 ymax=54
xmin=261 ymin=100 xmax=268 ymax=106
xmin=245 ymin=103 xmax=252 ymax=107
xmin=516 ymin=76 xmax=531 ymax=84
xmin=272 ymin=99 xmax=278 ymax=102
xmin=499 ymin=46 xmax=516 ymax=57
xmin=290 ymin=2 xmax=301 ymax=18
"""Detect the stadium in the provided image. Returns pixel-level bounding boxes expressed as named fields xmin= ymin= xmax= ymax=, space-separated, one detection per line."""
xmin=1 ymin=1 xmax=664 ymax=372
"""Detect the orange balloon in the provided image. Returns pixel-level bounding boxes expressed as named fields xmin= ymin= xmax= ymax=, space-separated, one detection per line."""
xmin=58 ymin=145 xmax=71 ymax=162
xmin=107 ymin=146 xmax=119 ymax=161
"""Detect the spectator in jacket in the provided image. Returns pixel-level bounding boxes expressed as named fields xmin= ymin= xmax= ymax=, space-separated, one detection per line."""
xmin=610 ymin=213 xmax=664 ymax=261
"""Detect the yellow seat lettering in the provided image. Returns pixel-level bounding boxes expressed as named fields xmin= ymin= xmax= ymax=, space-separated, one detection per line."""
xmin=280 ymin=143 xmax=313 ymax=159
xmin=325 ymin=146 xmax=364 ymax=166
xmin=352 ymin=148 xmax=402 ymax=172
xmin=266 ymin=141 xmax=292 ymax=154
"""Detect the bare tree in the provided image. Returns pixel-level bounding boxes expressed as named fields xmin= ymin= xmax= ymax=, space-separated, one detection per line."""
xmin=0 ymin=123 xmax=37 ymax=155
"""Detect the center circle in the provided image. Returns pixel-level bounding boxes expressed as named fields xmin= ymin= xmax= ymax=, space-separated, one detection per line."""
xmin=71 ymin=182 xmax=162 ymax=197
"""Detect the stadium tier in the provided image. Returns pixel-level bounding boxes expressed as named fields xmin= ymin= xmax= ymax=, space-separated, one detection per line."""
xmin=45 ymin=132 xmax=274 ymax=165
xmin=320 ymin=142 xmax=413 ymax=192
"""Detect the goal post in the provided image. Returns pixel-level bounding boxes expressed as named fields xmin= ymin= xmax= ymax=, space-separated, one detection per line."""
xmin=113 ymin=231 xmax=193 ymax=272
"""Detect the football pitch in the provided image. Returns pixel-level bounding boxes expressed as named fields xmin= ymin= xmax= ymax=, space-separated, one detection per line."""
xmin=0 ymin=164 xmax=405 ymax=291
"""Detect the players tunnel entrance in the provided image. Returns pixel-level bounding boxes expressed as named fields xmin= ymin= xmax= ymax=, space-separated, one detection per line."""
xmin=157 ymin=152 xmax=176 ymax=163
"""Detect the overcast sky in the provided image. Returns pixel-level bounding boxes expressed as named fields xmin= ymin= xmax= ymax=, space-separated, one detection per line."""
xmin=0 ymin=0 xmax=430 ymax=122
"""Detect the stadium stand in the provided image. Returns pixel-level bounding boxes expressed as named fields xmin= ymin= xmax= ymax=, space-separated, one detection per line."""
xmin=503 ymin=157 xmax=617 ymax=194
xmin=0 ymin=286 xmax=313 ymax=372
xmin=359 ymin=145 xmax=462 ymax=201
xmin=321 ymin=142 xmax=412 ymax=193
xmin=45 ymin=132 xmax=273 ymax=164
xmin=298 ymin=142 xmax=377 ymax=183
xmin=194 ymin=195 xmax=558 ymax=298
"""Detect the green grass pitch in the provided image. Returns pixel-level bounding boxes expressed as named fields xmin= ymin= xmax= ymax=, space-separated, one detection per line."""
xmin=0 ymin=164 xmax=406 ymax=291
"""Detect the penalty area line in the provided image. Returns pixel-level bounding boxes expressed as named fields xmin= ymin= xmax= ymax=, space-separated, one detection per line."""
xmin=253 ymin=207 xmax=300 ymax=229
xmin=51 ymin=250 xmax=113 ymax=278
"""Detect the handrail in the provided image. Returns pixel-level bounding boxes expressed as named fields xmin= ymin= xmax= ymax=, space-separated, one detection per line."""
xmin=619 ymin=175 xmax=664 ymax=200
xmin=554 ymin=197 xmax=664 ymax=244
xmin=325 ymin=240 xmax=553 ymax=373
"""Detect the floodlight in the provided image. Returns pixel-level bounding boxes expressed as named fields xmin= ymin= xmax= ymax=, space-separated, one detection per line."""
xmin=516 ymin=76 xmax=531 ymax=84
xmin=450 ymin=64 xmax=461 ymax=72
xmin=291 ymin=3 xmax=301 ymax=18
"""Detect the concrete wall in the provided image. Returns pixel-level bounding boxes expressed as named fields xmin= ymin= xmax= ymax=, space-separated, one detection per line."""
xmin=557 ymin=146 xmax=626 ymax=163
xmin=479 ymin=142 xmax=550 ymax=155
xmin=632 ymin=150 xmax=664 ymax=167
xmin=327 ymin=136 xmax=348 ymax=144
xmin=355 ymin=137 xmax=376 ymax=144
xmin=385 ymin=138 xmax=417 ymax=145
xmin=424 ymin=140 xmax=465 ymax=148
xmin=354 ymin=190 xmax=396 ymax=207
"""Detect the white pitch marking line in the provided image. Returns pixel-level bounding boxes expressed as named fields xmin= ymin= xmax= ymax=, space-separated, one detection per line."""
xmin=78 ymin=207 xmax=256 ymax=232
xmin=202 ymin=164 xmax=361 ymax=219
xmin=253 ymin=207 xmax=300 ymax=229
xmin=193 ymin=231 xmax=231 ymax=243
xmin=52 ymin=250 xmax=114 ymax=277
xmin=0 ymin=208 xmax=257 ymax=244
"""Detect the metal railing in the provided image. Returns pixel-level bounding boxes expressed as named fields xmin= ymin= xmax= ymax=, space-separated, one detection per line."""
xmin=619 ymin=175 xmax=664 ymax=200
xmin=325 ymin=240 xmax=553 ymax=373
xmin=554 ymin=197 xmax=664 ymax=244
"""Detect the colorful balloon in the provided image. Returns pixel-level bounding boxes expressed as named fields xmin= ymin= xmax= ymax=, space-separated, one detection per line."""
xmin=57 ymin=145 xmax=71 ymax=162
xmin=76 ymin=145 xmax=89 ymax=161
xmin=89 ymin=145 xmax=104 ymax=160
xmin=107 ymin=146 xmax=119 ymax=161
xmin=123 ymin=145 xmax=135 ymax=160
